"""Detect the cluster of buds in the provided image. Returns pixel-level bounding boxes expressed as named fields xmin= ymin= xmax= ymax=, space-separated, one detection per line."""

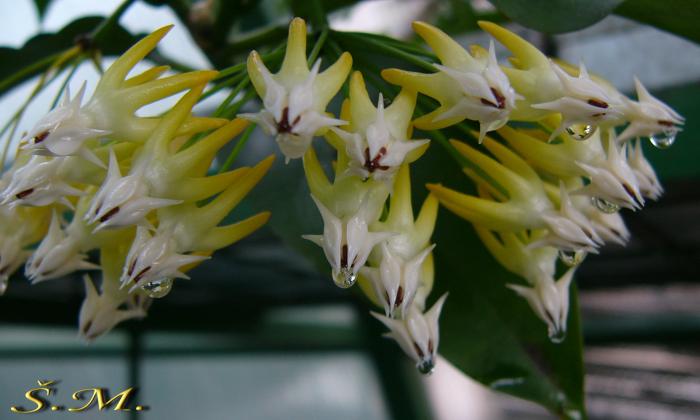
xmin=0 ymin=27 xmax=272 ymax=341
xmin=246 ymin=19 xmax=447 ymax=374
xmin=383 ymin=22 xmax=679 ymax=340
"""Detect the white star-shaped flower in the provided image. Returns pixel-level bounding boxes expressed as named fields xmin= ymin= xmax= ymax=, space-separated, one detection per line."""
xmin=434 ymin=41 xmax=521 ymax=142
xmin=120 ymin=226 xmax=208 ymax=293
xmin=508 ymin=269 xmax=574 ymax=343
xmin=241 ymin=19 xmax=352 ymax=163
xmin=21 ymin=83 xmax=109 ymax=167
xmin=533 ymin=62 xmax=624 ymax=141
xmin=0 ymin=229 xmax=30 ymax=292
xmin=85 ymin=149 xmax=180 ymax=231
xmin=79 ymin=275 xmax=151 ymax=342
xmin=361 ymin=242 xmax=435 ymax=319
xmin=303 ymin=195 xmax=392 ymax=288
xmin=25 ymin=211 xmax=98 ymax=283
xmin=334 ymin=94 xmax=429 ymax=183
xmin=618 ymin=77 xmax=684 ymax=143
xmin=241 ymin=59 xmax=346 ymax=162
xmin=0 ymin=155 xmax=84 ymax=208
xmin=537 ymin=183 xmax=603 ymax=252
xmin=372 ymin=294 xmax=448 ymax=374
xmin=575 ymin=135 xmax=644 ymax=210
xmin=628 ymin=139 xmax=663 ymax=200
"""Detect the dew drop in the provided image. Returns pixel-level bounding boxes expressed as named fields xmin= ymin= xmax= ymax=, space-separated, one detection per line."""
xmin=591 ymin=196 xmax=620 ymax=214
xmin=142 ymin=278 xmax=173 ymax=298
xmin=558 ymin=249 xmax=586 ymax=267
xmin=649 ymin=131 xmax=676 ymax=149
xmin=548 ymin=326 xmax=567 ymax=344
xmin=0 ymin=278 xmax=7 ymax=295
xmin=332 ymin=267 xmax=356 ymax=289
xmin=417 ymin=358 xmax=435 ymax=375
xmin=565 ymin=124 xmax=595 ymax=141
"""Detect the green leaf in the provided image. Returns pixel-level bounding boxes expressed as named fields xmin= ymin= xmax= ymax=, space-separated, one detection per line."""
xmin=33 ymin=0 xmax=53 ymax=21
xmin=488 ymin=0 xmax=622 ymax=33
xmin=615 ymin=0 xmax=700 ymax=44
xmin=0 ymin=16 xmax=142 ymax=96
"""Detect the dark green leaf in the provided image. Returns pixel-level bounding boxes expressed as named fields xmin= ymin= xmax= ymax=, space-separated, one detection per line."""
xmin=488 ymin=0 xmax=622 ymax=33
xmin=615 ymin=0 xmax=700 ymax=44
xmin=0 ymin=16 xmax=142 ymax=96
xmin=290 ymin=0 xmax=360 ymax=28
xmin=33 ymin=0 xmax=53 ymax=21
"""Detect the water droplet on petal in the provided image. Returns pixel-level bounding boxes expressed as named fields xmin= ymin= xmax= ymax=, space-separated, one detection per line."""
xmin=591 ymin=196 xmax=620 ymax=214
xmin=565 ymin=410 xmax=583 ymax=420
xmin=332 ymin=267 xmax=356 ymax=289
xmin=565 ymin=124 xmax=595 ymax=141
xmin=649 ymin=131 xmax=676 ymax=149
xmin=417 ymin=358 xmax=435 ymax=375
xmin=0 ymin=278 xmax=7 ymax=295
xmin=558 ymin=249 xmax=587 ymax=267
xmin=548 ymin=325 xmax=567 ymax=343
xmin=142 ymin=278 xmax=173 ymax=298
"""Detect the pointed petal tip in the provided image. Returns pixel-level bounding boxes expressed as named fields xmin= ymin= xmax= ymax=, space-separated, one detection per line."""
xmin=254 ymin=154 xmax=276 ymax=174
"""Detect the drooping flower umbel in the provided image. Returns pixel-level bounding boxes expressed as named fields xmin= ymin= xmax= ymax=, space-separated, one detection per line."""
xmin=301 ymin=106 xmax=447 ymax=371
xmin=383 ymin=22 xmax=520 ymax=142
xmin=242 ymin=18 xmax=352 ymax=162
xmin=0 ymin=26 xmax=274 ymax=342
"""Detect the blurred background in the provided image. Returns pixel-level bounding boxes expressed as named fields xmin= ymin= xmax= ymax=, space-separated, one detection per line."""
xmin=1 ymin=0 xmax=699 ymax=419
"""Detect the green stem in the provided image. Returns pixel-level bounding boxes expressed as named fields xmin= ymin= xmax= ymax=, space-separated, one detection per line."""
xmin=217 ymin=25 xmax=288 ymax=60
xmin=50 ymin=56 xmax=83 ymax=110
xmin=148 ymin=50 xmax=198 ymax=73
xmin=216 ymin=47 xmax=284 ymax=80
xmin=222 ymin=89 xmax=257 ymax=119
xmin=91 ymin=0 xmax=136 ymax=44
xmin=218 ymin=123 xmax=256 ymax=173
xmin=332 ymin=31 xmax=436 ymax=73
xmin=341 ymin=31 xmax=436 ymax=60
xmin=309 ymin=0 xmax=329 ymax=29
xmin=325 ymin=38 xmax=350 ymax=98
xmin=307 ymin=27 xmax=329 ymax=66
xmin=201 ymin=71 xmax=246 ymax=103
xmin=213 ymin=77 xmax=250 ymax=117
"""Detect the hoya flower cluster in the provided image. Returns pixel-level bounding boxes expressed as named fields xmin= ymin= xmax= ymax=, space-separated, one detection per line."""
xmin=0 ymin=27 xmax=272 ymax=341
xmin=0 ymin=14 xmax=684 ymax=377
xmin=385 ymin=22 xmax=679 ymax=341
xmin=245 ymin=18 xmax=683 ymax=370
xmin=245 ymin=19 xmax=447 ymax=374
